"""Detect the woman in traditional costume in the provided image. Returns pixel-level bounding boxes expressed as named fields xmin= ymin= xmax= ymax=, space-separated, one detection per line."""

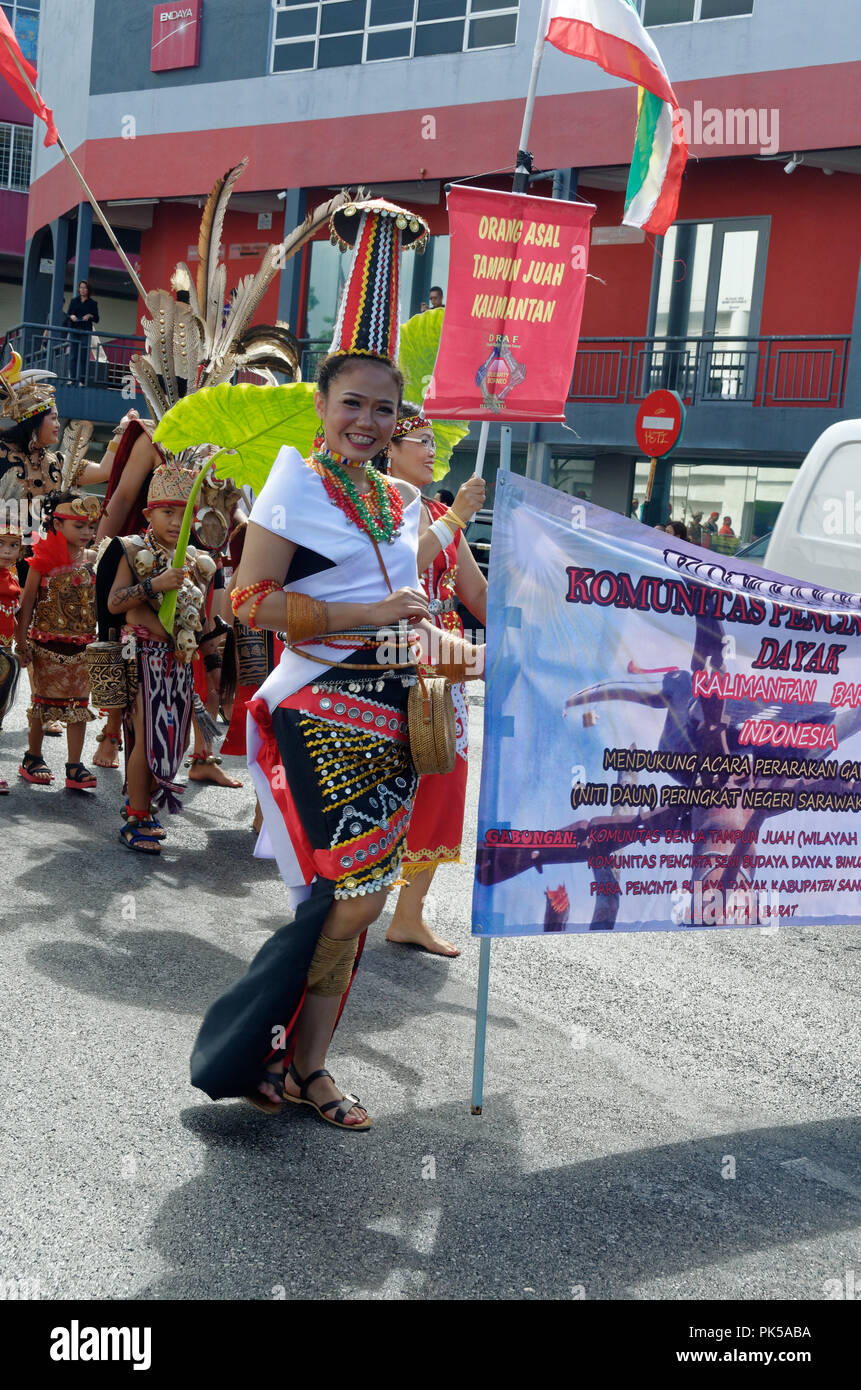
xmin=0 ymin=352 xmax=62 ymax=560
xmin=188 ymin=199 xmax=484 ymax=1130
xmin=384 ymin=410 xmax=488 ymax=956
xmin=0 ymin=519 xmax=23 ymax=792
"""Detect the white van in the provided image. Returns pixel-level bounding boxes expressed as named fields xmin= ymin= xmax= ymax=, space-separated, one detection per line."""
xmin=764 ymin=419 xmax=861 ymax=592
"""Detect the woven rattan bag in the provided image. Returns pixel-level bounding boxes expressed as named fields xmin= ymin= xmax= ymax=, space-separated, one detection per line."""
xmin=369 ymin=536 xmax=457 ymax=776
xmin=408 ymin=670 xmax=457 ymax=775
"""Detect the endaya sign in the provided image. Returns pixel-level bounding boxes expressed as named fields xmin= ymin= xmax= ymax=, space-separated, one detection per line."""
xmin=424 ymin=185 xmax=596 ymax=424
xmin=151 ymin=0 xmax=202 ymax=72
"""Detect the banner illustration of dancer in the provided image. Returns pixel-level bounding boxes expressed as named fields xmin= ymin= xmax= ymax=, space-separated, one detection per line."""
xmin=473 ymin=474 xmax=861 ymax=935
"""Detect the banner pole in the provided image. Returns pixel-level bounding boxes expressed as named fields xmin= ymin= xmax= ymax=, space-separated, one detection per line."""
xmin=470 ymin=936 xmax=492 ymax=1114
xmin=514 ymin=0 xmax=552 ymax=192
xmin=473 ymin=418 xmax=491 ymax=478
xmin=469 ymin=0 xmax=548 ymax=1114
xmin=0 ymin=32 xmax=148 ymax=303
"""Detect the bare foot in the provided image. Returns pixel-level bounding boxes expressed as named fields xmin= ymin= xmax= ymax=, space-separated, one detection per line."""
xmin=386 ymin=920 xmax=461 ymax=957
xmin=188 ymin=758 xmax=242 ymax=789
xmin=93 ymin=734 xmax=121 ymax=769
xmin=283 ymin=1066 xmax=370 ymax=1127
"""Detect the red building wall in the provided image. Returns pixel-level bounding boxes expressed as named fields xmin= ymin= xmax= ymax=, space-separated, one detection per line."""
xmin=136 ymin=202 xmax=283 ymax=334
xmin=579 ymin=158 xmax=861 ymax=340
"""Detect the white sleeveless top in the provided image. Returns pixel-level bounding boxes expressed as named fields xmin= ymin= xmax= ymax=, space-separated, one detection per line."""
xmin=246 ymin=446 xmax=421 ymax=895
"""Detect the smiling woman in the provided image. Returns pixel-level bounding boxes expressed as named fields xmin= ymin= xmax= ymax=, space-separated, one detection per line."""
xmin=189 ymin=199 xmax=485 ymax=1130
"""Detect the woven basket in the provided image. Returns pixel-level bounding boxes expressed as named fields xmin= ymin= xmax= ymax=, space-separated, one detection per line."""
xmin=86 ymin=640 xmax=129 ymax=710
xmin=407 ymin=674 xmax=456 ymax=775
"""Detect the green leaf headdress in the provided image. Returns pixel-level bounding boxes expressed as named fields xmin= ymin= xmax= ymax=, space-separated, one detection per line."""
xmin=397 ymin=308 xmax=468 ymax=480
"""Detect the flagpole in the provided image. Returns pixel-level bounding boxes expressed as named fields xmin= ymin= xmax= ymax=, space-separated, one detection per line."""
xmin=0 ymin=32 xmax=148 ymax=302
xmin=514 ymin=0 xmax=553 ymax=193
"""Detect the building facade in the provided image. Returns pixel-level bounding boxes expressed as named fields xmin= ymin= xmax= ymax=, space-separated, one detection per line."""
xmin=6 ymin=0 xmax=861 ymax=540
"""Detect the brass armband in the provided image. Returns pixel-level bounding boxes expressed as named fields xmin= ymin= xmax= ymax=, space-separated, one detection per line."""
xmin=285 ymin=592 xmax=329 ymax=645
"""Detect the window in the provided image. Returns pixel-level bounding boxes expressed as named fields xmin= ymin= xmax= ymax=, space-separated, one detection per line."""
xmin=1 ymin=1 xmax=40 ymax=64
xmin=0 ymin=121 xmax=33 ymax=191
xmin=271 ymin=0 xmax=518 ymax=72
xmin=639 ymin=0 xmax=753 ymax=23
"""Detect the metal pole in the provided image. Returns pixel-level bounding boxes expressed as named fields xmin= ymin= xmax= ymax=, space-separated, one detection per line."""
xmin=470 ymin=936 xmax=492 ymax=1114
xmin=469 ymin=2 xmax=552 ymax=1113
xmin=514 ymin=0 xmax=552 ymax=193
xmin=472 ymin=418 xmax=491 ymax=478
xmin=499 ymin=423 xmax=512 ymax=471
xmin=0 ymin=33 xmax=148 ymax=303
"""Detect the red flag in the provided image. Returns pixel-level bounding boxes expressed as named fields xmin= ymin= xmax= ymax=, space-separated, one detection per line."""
xmin=0 ymin=11 xmax=58 ymax=147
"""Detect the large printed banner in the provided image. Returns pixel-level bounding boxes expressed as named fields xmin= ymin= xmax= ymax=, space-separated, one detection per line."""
xmin=473 ymin=473 xmax=861 ymax=935
xmin=425 ymin=186 xmax=595 ymax=423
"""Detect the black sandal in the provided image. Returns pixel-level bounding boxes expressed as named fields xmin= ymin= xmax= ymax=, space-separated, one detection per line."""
xmin=244 ymin=1067 xmax=288 ymax=1114
xmin=19 ymin=752 xmax=54 ymax=784
xmin=282 ymin=1063 xmax=371 ymax=1131
xmin=65 ymin=761 xmax=98 ymax=790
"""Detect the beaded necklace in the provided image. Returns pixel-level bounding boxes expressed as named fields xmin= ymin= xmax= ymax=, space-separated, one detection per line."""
xmin=310 ymin=445 xmax=403 ymax=545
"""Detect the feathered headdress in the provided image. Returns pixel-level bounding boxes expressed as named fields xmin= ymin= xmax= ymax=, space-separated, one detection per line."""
xmin=0 ymin=350 xmax=56 ymax=429
xmin=130 ymin=159 xmax=352 ymax=423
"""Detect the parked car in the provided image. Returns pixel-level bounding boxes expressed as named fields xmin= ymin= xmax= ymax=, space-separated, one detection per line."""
xmin=763 ymin=419 xmax=861 ymax=591
xmin=734 ymin=532 xmax=772 ymax=561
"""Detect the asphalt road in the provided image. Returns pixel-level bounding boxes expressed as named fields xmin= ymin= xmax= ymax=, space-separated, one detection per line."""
xmin=1 ymin=688 xmax=859 ymax=1301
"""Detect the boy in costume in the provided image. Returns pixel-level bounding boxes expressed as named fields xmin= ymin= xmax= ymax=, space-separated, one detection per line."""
xmin=15 ymin=491 xmax=101 ymax=789
xmin=101 ymin=462 xmax=215 ymax=853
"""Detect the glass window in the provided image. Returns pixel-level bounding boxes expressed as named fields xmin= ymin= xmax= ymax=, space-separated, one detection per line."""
xmin=635 ymin=460 xmax=796 ymax=547
xmin=469 ymin=13 xmax=516 ymax=47
xmin=0 ymin=121 xmax=32 ymax=192
xmin=319 ymin=0 xmax=365 ymax=34
xmin=417 ymin=0 xmax=463 ymax=19
xmin=641 ymin=0 xmax=753 ymax=19
xmin=370 ymin=0 xmax=415 ymax=21
xmin=414 ymin=19 xmax=463 ymax=54
xmin=700 ymin=0 xmax=753 ymax=15
xmin=276 ymin=6 xmax=317 ymax=37
xmin=642 ymin=0 xmax=695 ymax=21
xmin=2 ymin=1 xmax=40 ymax=63
xmin=272 ymin=38 xmax=316 ymax=69
xmin=366 ymin=27 xmax=412 ymax=60
xmin=318 ymin=32 xmax=364 ymax=64
xmin=270 ymin=0 xmax=517 ymax=70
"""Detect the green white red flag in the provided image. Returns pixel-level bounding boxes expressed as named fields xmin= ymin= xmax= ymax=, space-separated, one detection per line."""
xmin=0 ymin=9 xmax=58 ymax=146
xmin=543 ymin=0 xmax=687 ymax=235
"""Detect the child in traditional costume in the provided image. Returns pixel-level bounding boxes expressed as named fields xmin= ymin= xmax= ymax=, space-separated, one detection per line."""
xmin=15 ymin=490 xmax=101 ymax=788
xmin=0 ymin=519 xmax=23 ymax=792
xmin=100 ymin=462 xmax=215 ymax=853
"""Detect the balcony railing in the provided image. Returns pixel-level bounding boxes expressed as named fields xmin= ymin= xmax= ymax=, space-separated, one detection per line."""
xmin=569 ymin=334 xmax=850 ymax=408
xmin=4 ymin=324 xmax=850 ymax=411
xmin=0 ymin=323 xmax=280 ymax=393
xmin=2 ymin=322 xmax=146 ymax=391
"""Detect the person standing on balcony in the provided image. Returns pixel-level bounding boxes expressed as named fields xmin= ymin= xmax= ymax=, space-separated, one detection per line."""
xmin=64 ymin=281 xmax=100 ymax=386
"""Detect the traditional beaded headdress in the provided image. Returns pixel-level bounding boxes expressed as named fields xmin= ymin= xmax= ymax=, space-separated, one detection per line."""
xmin=147 ymin=462 xmax=198 ymax=509
xmin=0 ymin=350 xmax=56 ymax=428
xmin=327 ymin=199 xmax=429 ymax=365
xmin=0 ymin=517 xmax=22 ymax=537
xmin=392 ymin=409 xmax=432 ymax=439
xmin=52 ymin=494 xmax=103 ymax=523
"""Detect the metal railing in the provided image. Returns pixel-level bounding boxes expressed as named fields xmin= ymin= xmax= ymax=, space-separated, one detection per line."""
xmin=3 ymin=324 xmax=851 ymax=411
xmin=569 ymin=334 xmax=850 ymax=408
xmin=2 ymin=322 xmax=145 ymax=391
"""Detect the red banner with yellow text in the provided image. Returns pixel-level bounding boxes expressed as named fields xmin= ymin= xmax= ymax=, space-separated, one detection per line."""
xmin=424 ymin=186 xmax=595 ymax=423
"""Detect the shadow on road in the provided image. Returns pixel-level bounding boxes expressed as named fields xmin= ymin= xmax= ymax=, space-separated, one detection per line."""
xmin=136 ymin=1109 xmax=861 ymax=1299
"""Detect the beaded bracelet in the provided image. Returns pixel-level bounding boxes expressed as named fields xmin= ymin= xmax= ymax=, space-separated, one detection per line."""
xmin=231 ymin=579 xmax=281 ymax=618
xmin=248 ymin=588 xmax=278 ymax=629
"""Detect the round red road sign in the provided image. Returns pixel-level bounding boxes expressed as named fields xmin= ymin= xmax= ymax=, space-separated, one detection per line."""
xmin=635 ymin=389 xmax=685 ymax=457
